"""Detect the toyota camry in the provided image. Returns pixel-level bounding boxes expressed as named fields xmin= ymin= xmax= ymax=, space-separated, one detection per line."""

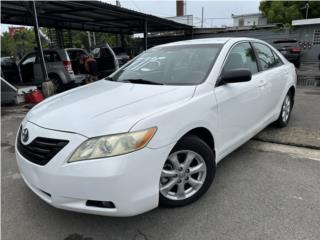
xmin=16 ymin=38 xmax=296 ymax=216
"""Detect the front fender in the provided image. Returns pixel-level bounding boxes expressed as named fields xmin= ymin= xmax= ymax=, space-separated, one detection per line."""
xmin=131 ymin=84 xmax=219 ymax=151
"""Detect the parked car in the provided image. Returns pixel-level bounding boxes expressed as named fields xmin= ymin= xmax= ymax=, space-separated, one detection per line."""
xmin=112 ymin=47 xmax=130 ymax=66
xmin=16 ymin=38 xmax=296 ymax=217
xmin=18 ymin=47 xmax=118 ymax=91
xmin=91 ymin=44 xmax=119 ymax=78
xmin=1 ymin=56 xmax=20 ymax=84
xmin=273 ymin=39 xmax=301 ymax=68
xmin=18 ymin=48 xmax=89 ymax=90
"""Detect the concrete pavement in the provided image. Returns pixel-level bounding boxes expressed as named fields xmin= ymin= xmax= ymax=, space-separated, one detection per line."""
xmin=255 ymin=88 xmax=320 ymax=149
xmin=2 ymin=87 xmax=320 ymax=240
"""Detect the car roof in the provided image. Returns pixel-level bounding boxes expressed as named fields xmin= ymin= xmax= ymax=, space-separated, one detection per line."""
xmin=153 ymin=37 xmax=257 ymax=48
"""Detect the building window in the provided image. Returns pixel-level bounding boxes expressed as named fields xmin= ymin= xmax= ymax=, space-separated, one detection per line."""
xmin=313 ymin=30 xmax=320 ymax=45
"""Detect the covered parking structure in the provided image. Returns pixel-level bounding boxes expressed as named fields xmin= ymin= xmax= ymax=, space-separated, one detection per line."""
xmin=1 ymin=0 xmax=192 ymax=80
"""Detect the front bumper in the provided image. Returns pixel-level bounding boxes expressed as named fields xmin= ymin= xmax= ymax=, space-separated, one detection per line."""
xmin=16 ymin=121 xmax=174 ymax=216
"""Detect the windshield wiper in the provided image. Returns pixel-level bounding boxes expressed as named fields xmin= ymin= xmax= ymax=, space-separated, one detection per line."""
xmin=120 ymin=79 xmax=164 ymax=85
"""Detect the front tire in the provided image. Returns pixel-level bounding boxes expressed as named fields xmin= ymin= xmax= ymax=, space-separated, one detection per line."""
xmin=159 ymin=135 xmax=215 ymax=207
xmin=274 ymin=91 xmax=293 ymax=128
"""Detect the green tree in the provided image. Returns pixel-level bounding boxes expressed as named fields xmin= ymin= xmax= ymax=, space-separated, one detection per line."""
xmin=259 ymin=1 xmax=320 ymax=25
xmin=1 ymin=27 xmax=47 ymax=58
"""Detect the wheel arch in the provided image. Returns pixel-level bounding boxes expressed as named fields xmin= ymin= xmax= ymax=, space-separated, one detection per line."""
xmin=288 ymin=85 xmax=295 ymax=98
xmin=179 ymin=127 xmax=215 ymax=154
xmin=48 ymin=72 xmax=67 ymax=84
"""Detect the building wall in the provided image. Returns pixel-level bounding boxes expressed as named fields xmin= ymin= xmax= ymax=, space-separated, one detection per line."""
xmin=194 ymin=25 xmax=320 ymax=61
xmin=233 ymin=15 xmax=267 ymax=27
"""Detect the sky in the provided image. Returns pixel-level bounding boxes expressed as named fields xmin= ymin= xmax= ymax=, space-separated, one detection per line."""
xmin=1 ymin=0 xmax=261 ymax=32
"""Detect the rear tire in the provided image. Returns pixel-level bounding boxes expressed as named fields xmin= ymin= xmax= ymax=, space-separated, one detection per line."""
xmin=159 ymin=135 xmax=215 ymax=207
xmin=274 ymin=91 xmax=293 ymax=128
xmin=49 ymin=74 xmax=64 ymax=93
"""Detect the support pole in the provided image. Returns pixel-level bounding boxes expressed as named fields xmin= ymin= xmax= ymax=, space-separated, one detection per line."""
xmin=144 ymin=20 xmax=148 ymax=50
xmin=87 ymin=31 xmax=92 ymax=50
xmin=201 ymin=7 xmax=204 ymax=28
xmin=120 ymin=34 xmax=125 ymax=48
xmin=31 ymin=0 xmax=48 ymax=81
xmin=93 ymin=32 xmax=96 ymax=46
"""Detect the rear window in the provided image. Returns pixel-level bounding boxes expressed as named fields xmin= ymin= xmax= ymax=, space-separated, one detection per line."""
xmin=67 ymin=50 xmax=87 ymax=61
xmin=92 ymin=47 xmax=114 ymax=58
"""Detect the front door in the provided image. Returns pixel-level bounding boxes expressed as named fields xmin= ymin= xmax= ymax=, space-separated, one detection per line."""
xmin=214 ymin=42 xmax=262 ymax=156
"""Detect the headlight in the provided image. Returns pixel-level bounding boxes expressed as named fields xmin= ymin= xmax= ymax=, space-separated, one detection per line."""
xmin=68 ymin=127 xmax=157 ymax=163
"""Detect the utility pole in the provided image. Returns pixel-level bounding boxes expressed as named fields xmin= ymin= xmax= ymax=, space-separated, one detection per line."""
xmin=201 ymin=7 xmax=204 ymax=28
xmin=301 ymin=3 xmax=310 ymax=19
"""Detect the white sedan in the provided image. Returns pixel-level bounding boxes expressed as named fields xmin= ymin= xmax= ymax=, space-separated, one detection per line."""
xmin=16 ymin=38 xmax=296 ymax=216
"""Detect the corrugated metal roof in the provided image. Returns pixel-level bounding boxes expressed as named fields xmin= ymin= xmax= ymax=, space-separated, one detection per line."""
xmin=292 ymin=18 xmax=320 ymax=26
xmin=1 ymin=1 xmax=192 ymax=34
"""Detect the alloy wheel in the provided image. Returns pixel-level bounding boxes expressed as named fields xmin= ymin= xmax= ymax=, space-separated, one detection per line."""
xmin=160 ymin=150 xmax=207 ymax=201
xmin=281 ymin=95 xmax=291 ymax=122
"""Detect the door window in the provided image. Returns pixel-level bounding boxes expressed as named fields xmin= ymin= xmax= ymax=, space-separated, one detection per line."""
xmin=21 ymin=54 xmax=36 ymax=66
xmin=223 ymin=42 xmax=258 ymax=74
xmin=35 ymin=51 xmax=61 ymax=63
xmin=272 ymin=51 xmax=283 ymax=67
xmin=253 ymin=43 xmax=280 ymax=70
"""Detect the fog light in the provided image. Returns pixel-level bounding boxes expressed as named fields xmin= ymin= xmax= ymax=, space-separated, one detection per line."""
xmin=102 ymin=201 xmax=115 ymax=208
xmin=86 ymin=200 xmax=115 ymax=209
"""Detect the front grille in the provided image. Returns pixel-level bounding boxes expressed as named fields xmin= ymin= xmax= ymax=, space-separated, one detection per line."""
xmin=17 ymin=128 xmax=69 ymax=166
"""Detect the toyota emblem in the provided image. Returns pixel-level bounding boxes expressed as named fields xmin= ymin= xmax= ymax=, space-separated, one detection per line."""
xmin=22 ymin=128 xmax=29 ymax=143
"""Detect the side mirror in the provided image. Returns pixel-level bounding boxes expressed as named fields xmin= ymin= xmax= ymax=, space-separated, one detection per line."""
xmin=218 ymin=68 xmax=252 ymax=86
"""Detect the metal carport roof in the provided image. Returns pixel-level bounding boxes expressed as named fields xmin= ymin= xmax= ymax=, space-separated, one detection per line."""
xmin=1 ymin=0 xmax=193 ymax=34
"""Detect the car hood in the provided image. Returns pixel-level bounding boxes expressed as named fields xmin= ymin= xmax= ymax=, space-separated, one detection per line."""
xmin=26 ymin=80 xmax=195 ymax=137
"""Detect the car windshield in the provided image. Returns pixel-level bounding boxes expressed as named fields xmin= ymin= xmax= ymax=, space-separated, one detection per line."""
xmin=109 ymin=44 xmax=223 ymax=85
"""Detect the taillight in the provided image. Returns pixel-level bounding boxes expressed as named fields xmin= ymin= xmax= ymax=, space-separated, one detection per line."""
xmin=291 ymin=47 xmax=300 ymax=53
xmin=63 ymin=61 xmax=73 ymax=72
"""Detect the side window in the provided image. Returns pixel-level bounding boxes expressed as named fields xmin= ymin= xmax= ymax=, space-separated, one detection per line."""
xmin=21 ymin=54 xmax=36 ymax=66
xmin=272 ymin=51 xmax=283 ymax=67
xmin=223 ymin=42 xmax=258 ymax=74
xmin=41 ymin=51 xmax=61 ymax=63
xmin=253 ymin=43 xmax=280 ymax=70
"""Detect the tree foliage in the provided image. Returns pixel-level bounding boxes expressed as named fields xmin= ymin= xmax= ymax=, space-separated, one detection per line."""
xmin=259 ymin=1 xmax=320 ymax=25
xmin=1 ymin=27 xmax=123 ymax=58
xmin=1 ymin=28 xmax=37 ymax=58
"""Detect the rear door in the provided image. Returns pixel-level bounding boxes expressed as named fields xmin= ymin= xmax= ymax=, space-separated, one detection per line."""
xmin=19 ymin=53 xmax=37 ymax=83
xmin=252 ymin=42 xmax=287 ymax=120
xmin=34 ymin=51 xmax=64 ymax=83
xmin=214 ymin=42 xmax=262 ymax=155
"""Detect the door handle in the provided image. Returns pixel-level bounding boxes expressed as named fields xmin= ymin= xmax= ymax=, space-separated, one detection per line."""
xmin=258 ymin=80 xmax=266 ymax=87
